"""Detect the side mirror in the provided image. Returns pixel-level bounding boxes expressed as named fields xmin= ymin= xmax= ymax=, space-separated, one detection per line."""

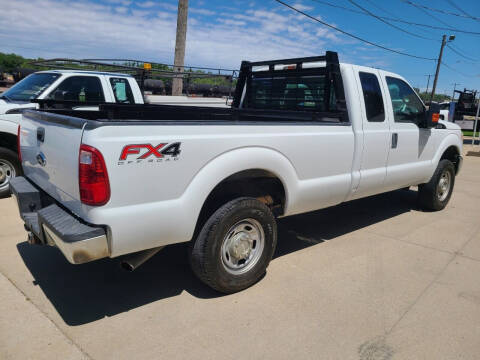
xmin=422 ymin=102 xmax=440 ymax=128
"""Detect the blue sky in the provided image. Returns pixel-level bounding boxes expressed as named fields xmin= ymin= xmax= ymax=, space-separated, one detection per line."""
xmin=1 ymin=0 xmax=479 ymax=95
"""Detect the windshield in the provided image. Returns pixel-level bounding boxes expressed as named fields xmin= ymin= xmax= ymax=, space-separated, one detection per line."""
xmin=2 ymin=73 xmax=60 ymax=102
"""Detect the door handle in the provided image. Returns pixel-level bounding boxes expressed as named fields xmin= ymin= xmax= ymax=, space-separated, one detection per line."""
xmin=391 ymin=133 xmax=398 ymax=149
xmin=37 ymin=127 xmax=45 ymax=142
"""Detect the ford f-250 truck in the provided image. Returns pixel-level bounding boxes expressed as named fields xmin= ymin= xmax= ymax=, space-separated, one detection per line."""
xmin=10 ymin=52 xmax=463 ymax=293
xmin=0 ymin=70 xmax=144 ymax=197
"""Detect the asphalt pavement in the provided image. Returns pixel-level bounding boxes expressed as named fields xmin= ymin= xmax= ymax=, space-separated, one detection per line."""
xmin=1 ymin=147 xmax=479 ymax=360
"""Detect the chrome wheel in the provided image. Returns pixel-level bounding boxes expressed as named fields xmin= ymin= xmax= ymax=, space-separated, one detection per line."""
xmin=0 ymin=159 xmax=15 ymax=191
xmin=437 ymin=170 xmax=451 ymax=202
xmin=221 ymin=218 xmax=265 ymax=275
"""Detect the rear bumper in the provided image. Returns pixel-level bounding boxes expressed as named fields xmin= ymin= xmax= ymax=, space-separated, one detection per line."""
xmin=10 ymin=176 xmax=109 ymax=264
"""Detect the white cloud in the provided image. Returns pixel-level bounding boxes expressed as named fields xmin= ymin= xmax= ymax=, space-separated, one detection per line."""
xmin=158 ymin=3 xmax=177 ymax=11
xmin=104 ymin=0 xmax=131 ymax=5
xmin=0 ymin=0 xmax=344 ymax=69
xmin=115 ymin=6 xmax=128 ymax=14
xmin=218 ymin=19 xmax=246 ymax=27
xmin=291 ymin=2 xmax=314 ymax=12
xmin=137 ymin=1 xmax=156 ymax=8
xmin=190 ymin=8 xmax=215 ymax=16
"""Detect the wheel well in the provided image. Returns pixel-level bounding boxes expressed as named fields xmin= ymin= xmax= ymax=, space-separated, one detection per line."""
xmin=193 ymin=169 xmax=286 ymax=239
xmin=440 ymin=146 xmax=460 ymax=174
xmin=0 ymin=132 xmax=18 ymax=153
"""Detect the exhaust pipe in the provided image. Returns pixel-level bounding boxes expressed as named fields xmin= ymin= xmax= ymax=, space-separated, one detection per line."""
xmin=27 ymin=231 xmax=42 ymax=245
xmin=120 ymin=246 xmax=164 ymax=271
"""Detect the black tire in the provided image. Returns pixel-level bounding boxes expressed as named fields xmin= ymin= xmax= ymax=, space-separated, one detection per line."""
xmin=0 ymin=147 xmax=22 ymax=198
xmin=418 ymin=159 xmax=455 ymax=211
xmin=189 ymin=197 xmax=277 ymax=293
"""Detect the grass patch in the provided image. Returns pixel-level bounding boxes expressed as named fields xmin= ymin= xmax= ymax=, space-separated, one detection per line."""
xmin=462 ymin=130 xmax=480 ymax=137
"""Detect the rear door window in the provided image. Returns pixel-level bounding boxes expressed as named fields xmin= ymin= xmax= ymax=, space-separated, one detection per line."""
xmin=359 ymin=72 xmax=385 ymax=122
xmin=47 ymin=76 xmax=105 ymax=102
xmin=110 ymin=78 xmax=134 ymax=104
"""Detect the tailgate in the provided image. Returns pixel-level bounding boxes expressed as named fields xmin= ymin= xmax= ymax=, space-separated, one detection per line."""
xmin=20 ymin=110 xmax=87 ymax=212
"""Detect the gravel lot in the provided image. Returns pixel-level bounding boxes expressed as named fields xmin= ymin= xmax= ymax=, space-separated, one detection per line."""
xmin=1 ymin=147 xmax=479 ymax=360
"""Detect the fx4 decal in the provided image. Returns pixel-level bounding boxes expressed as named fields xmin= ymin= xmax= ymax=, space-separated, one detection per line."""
xmin=118 ymin=142 xmax=181 ymax=164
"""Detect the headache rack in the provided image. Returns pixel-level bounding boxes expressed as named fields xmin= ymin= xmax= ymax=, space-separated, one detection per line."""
xmin=231 ymin=51 xmax=347 ymax=121
xmin=30 ymin=58 xmax=238 ymax=96
xmin=30 ymin=52 xmax=349 ymax=124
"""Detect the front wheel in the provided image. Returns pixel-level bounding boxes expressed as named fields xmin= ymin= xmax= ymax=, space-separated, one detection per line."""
xmin=418 ymin=159 xmax=455 ymax=211
xmin=0 ymin=147 xmax=22 ymax=198
xmin=189 ymin=197 xmax=277 ymax=293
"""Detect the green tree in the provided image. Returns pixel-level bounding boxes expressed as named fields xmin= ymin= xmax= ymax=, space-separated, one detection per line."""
xmin=414 ymin=87 xmax=451 ymax=103
xmin=0 ymin=52 xmax=29 ymax=72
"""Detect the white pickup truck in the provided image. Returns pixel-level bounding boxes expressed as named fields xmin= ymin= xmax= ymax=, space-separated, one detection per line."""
xmin=0 ymin=70 xmax=144 ymax=197
xmin=10 ymin=52 xmax=463 ymax=293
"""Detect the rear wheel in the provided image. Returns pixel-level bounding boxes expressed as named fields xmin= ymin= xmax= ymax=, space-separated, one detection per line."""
xmin=189 ymin=197 xmax=277 ymax=293
xmin=0 ymin=147 xmax=22 ymax=198
xmin=418 ymin=159 xmax=455 ymax=211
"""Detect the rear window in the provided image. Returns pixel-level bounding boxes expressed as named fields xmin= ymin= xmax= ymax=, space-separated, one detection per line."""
xmin=110 ymin=78 xmax=134 ymax=104
xmin=359 ymin=72 xmax=385 ymax=122
xmin=247 ymin=74 xmax=336 ymax=112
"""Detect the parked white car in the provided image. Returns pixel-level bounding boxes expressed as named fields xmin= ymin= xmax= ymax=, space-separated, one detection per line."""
xmin=0 ymin=70 xmax=144 ymax=196
xmin=11 ymin=52 xmax=463 ymax=293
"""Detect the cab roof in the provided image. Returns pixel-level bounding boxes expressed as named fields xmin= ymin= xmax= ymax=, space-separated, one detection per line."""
xmin=36 ymin=69 xmax=133 ymax=77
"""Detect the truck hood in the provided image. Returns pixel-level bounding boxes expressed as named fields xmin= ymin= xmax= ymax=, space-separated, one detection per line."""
xmin=0 ymin=100 xmax=38 ymax=115
xmin=438 ymin=119 xmax=461 ymax=130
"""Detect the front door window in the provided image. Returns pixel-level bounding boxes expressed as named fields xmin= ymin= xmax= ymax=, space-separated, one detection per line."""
xmin=386 ymin=77 xmax=424 ymax=124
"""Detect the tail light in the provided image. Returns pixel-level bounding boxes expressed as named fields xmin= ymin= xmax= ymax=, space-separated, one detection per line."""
xmin=79 ymin=144 xmax=110 ymax=206
xmin=17 ymin=125 xmax=22 ymax=163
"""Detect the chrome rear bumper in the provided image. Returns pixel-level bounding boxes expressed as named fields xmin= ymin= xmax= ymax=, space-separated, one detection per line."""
xmin=10 ymin=176 xmax=109 ymax=264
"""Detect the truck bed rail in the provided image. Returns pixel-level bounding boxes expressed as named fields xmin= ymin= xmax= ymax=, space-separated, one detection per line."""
xmin=28 ymin=103 xmax=349 ymax=124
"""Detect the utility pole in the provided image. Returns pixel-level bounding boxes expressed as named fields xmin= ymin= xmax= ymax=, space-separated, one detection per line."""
xmin=430 ymin=34 xmax=455 ymax=104
xmin=424 ymin=74 xmax=432 ymax=94
xmin=172 ymin=0 xmax=188 ymax=96
xmin=451 ymin=82 xmax=460 ymax=100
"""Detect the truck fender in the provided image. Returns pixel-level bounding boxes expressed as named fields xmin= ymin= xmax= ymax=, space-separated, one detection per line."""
xmin=433 ymin=133 xmax=462 ymax=165
xmin=0 ymin=118 xmax=19 ymax=137
xmin=178 ymin=146 xmax=299 ymax=236
xmin=428 ymin=133 xmax=462 ymax=181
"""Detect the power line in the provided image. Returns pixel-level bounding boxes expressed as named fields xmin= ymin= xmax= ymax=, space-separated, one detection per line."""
xmin=445 ymin=0 xmax=471 ymax=18
xmin=441 ymin=61 xmax=471 ymax=77
xmin=401 ymin=0 xmax=480 ymax=21
xmin=363 ymin=0 xmax=397 ymax=18
xmin=403 ymin=0 xmax=480 ymax=65
xmin=363 ymin=0 xmax=439 ymax=37
xmin=446 ymin=44 xmax=479 ymax=63
xmin=307 ymin=0 xmax=480 ymax=35
xmin=401 ymin=0 xmax=454 ymax=28
xmin=347 ymin=0 xmax=438 ymax=41
xmin=274 ymin=0 xmax=437 ymax=61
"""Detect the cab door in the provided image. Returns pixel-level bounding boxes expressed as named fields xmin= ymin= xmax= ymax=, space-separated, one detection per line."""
xmin=381 ymin=75 xmax=436 ymax=190
xmin=351 ymin=68 xmax=391 ymax=199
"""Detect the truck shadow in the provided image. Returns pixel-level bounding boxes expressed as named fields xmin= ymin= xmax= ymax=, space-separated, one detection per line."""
xmin=17 ymin=189 xmax=418 ymax=326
